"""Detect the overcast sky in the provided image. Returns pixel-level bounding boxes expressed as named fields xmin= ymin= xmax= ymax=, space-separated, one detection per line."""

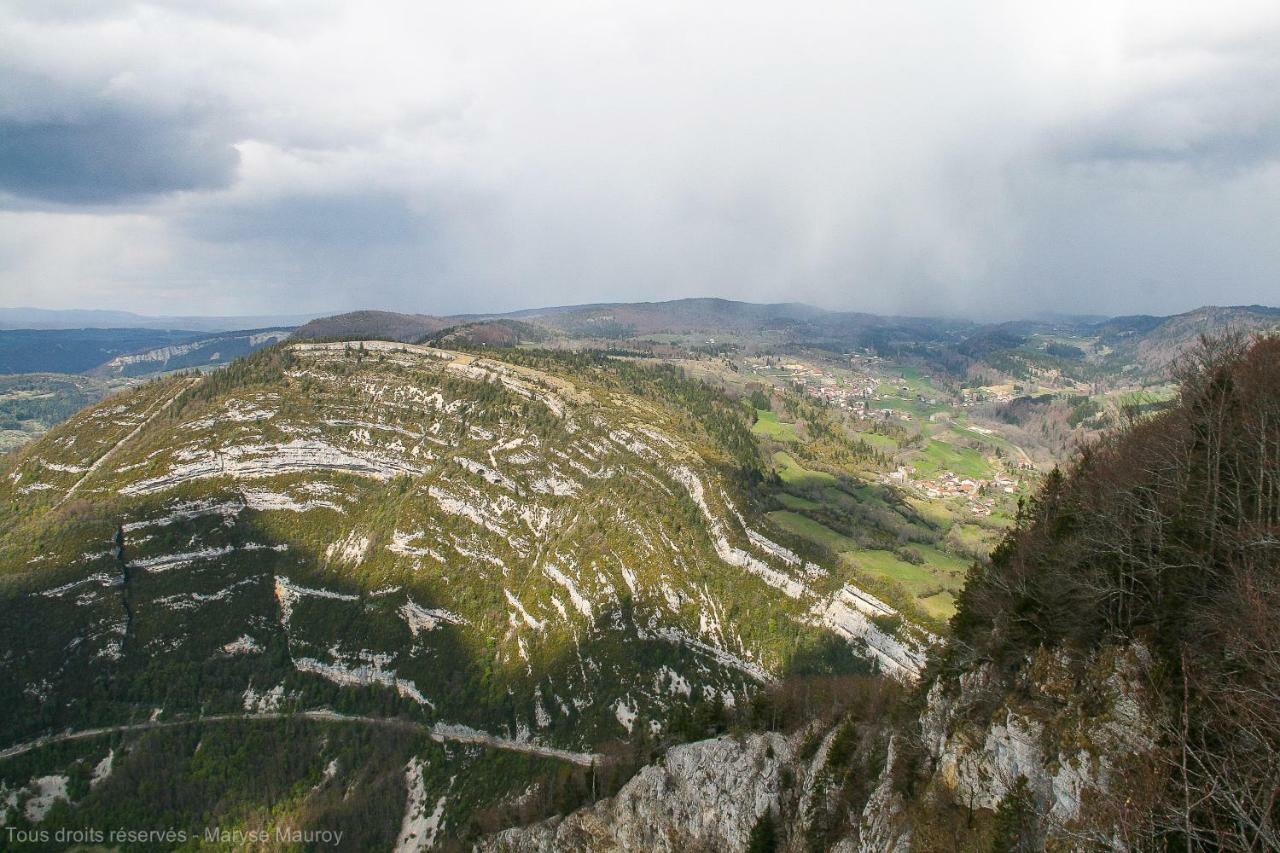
xmin=0 ymin=1 xmax=1277 ymax=319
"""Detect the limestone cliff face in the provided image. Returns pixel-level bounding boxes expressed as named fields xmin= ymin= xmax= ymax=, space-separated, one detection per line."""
xmin=847 ymin=735 xmax=909 ymax=853
xmin=479 ymin=645 xmax=1161 ymax=852
xmin=478 ymin=732 xmax=792 ymax=852
xmin=856 ymin=644 xmax=1162 ymax=850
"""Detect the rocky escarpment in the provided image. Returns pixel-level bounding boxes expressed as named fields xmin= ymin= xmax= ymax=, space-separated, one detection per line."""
xmin=477 ymin=644 xmax=1163 ymax=853
xmin=479 ymin=732 xmax=794 ymax=852
xmin=89 ymin=329 xmax=292 ymax=377
xmin=856 ymin=644 xmax=1163 ymax=851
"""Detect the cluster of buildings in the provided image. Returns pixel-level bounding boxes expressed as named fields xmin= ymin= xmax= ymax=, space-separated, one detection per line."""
xmin=960 ymin=379 xmax=1091 ymax=407
xmin=807 ymin=383 xmax=876 ymax=409
xmin=746 ymin=358 xmax=879 ymax=409
xmin=881 ymin=466 xmax=1020 ymax=516
xmin=960 ymin=386 xmax=1017 ymax=406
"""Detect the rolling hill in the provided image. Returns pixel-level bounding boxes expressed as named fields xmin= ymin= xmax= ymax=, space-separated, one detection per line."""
xmin=291 ymin=311 xmax=454 ymax=343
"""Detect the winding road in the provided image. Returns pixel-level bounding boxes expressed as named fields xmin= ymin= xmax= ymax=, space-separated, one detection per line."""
xmin=0 ymin=710 xmax=602 ymax=767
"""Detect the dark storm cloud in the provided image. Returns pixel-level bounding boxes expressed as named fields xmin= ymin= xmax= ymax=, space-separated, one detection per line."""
xmin=0 ymin=110 xmax=239 ymax=203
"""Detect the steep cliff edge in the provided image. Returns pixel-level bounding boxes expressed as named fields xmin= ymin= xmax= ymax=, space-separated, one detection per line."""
xmin=477 ymin=644 xmax=1162 ymax=852
xmin=856 ymin=644 xmax=1163 ymax=851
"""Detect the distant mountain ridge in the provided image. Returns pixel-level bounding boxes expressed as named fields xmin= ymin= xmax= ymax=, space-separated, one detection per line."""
xmin=87 ymin=328 xmax=293 ymax=377
xmin=0 ymin=327 xmax=205 ymax=374
xmin=2 ymin=297 xmax=1277 ymax=456
xmin=0 ymin=307 xmax=318 ymax=332
xmin=288 ymin=299 xmax=1280 ymax=383
xmin=0 ymin=328 xmax=294 ymax=376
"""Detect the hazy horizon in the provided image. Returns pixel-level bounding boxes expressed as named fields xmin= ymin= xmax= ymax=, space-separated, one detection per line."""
xmin=3 ymin=295 xmax=1279 ymax=329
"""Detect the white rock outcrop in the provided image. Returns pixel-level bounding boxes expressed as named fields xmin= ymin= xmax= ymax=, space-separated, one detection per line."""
xmin=479 ymin=733 xmax=791 ymax=852
xmin=855 ymin=645 xmax=1160 ymax=849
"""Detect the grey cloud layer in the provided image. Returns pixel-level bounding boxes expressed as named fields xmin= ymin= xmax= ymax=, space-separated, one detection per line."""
xmin=0 ymin=111 xmax=238 ymax=202
xmin=0 ymin=1 xmax=1277 ymax=317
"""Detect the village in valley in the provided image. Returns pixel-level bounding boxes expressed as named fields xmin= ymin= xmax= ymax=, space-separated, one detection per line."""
xmin=633 ymin=333 xmax=1176 ymax=625
xmin=741 ymin=352 xmax=1031 ymax=511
